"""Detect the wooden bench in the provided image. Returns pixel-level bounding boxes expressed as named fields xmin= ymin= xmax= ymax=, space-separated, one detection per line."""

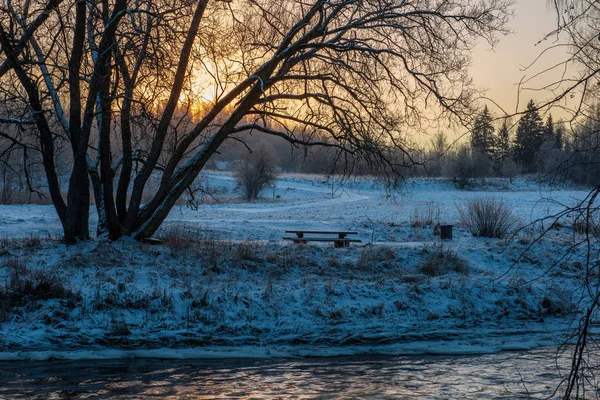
xmin=284 ymin=230 xmax=361 ymax=248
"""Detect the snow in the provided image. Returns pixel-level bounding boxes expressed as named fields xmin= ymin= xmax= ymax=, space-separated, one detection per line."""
xmin=0 ymin=174 xmax=595 ymax=359
xmin=0 ymin=337 xmax=564 ymax=361
xmin=0 ymin=174 xmax=589 ymax=242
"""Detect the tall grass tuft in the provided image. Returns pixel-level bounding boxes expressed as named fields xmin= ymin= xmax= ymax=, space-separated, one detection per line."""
xmin=419 ymin=244 xmax=469 ymax=276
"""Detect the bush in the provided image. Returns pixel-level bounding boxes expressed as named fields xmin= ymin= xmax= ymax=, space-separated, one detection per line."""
xmin=458 ymin=197 xmax=517 ymax=238
xmin=419 ymin=245 xmax=469 ymax=276
xmin=235 ymin=144 xmax=279 ymax=201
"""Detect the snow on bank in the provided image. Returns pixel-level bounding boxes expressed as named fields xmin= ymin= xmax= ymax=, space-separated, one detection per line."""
xmin=0 ymin=232 xmax=588 ymax=359
xmin=0 ymin=336 xmax=566 ymax=361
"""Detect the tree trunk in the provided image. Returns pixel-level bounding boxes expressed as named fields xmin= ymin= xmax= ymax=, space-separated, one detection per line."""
xmin=64 ymin=158 xmax=90 ymax=243
xmin=123 ymin=0 xmax=209 ymax=230
xmin=90 ymin=167 xmax=107 ymax=237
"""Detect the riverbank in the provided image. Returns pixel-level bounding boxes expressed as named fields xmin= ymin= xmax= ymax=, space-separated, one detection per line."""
xmin=0 ymin=232 xmax=584 ymax=359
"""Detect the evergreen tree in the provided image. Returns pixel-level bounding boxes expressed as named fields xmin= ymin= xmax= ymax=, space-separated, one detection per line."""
xmin=569 ymin=104 xmax=600 ymax=185
xmin=471 ymin=105 xmax=495 ymax=157
xmin=554 ymin=124 xmax=565 ymax=150
xmin=513 ymin=100 xmax=545 ymax=173
xmin=545 ymin=114 xmax=555 ymax=143
xmin=495 ymin=119 xmax=512 ymax=164
xmin=537 ymin=114 xmax=569 ymax=175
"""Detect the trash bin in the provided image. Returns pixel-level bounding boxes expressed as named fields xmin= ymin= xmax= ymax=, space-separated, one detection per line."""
xmin=440 ymin=225 xmax=453 ymax=240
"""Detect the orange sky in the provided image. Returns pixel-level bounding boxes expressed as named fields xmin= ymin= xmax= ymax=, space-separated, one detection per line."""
xmin=471 ymin=0 xmax=575 ymax=121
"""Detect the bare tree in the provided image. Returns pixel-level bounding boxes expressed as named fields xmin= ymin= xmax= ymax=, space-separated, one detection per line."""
xmin=425 ymin=131 xmax=448 ymax=177
xmin=522 ymin=1 xmax=600 ymax=397
xmin=445 ymin=144 xmax=493 ymax=188
xmin=0 ymin=0 xmax=513 ymax=242
xmin=236 ymin=143 xmax=279 ymax=201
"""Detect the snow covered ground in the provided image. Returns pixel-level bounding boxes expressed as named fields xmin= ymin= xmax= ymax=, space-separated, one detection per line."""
xmin=0 ymin=173 xmax=590 ymax=243
xmin=0 ymin=174 xmax=595 ymax=359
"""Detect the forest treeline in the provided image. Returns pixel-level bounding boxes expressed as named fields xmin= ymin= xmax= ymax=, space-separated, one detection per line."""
xmin=179 ymin=99 xmax=600 ymax=188
xmin=1 ymin=98 xmax=599 ymax=205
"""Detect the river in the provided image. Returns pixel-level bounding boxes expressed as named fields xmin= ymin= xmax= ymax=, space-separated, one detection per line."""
xmin=0 ymin=347 xmax=578 ymax=399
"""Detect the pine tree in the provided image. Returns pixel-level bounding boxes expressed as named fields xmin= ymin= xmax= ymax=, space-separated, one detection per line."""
xmin=513 ymin=100 xmax=545 ymax=173
xmin=471 ymin=105 xmax=495 ymax=157
xmin=545 ymin=114 xmax=555 ymax=143
xmin=554 ymin=124 xmax=565 ymax=150
xmin=495 ymin=119 xmax=512 ymax=164
xmin=546 ymin=115 xmax=565 ymax=150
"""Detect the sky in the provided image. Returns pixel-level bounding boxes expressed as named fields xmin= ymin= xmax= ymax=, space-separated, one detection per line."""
xmin=470 ymin=0 xmax=572 ymax=120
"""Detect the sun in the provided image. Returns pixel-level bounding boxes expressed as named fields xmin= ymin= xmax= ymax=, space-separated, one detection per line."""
xmin=178 ymin=71 xmax=219 ymax=118
xmin=179 ymin=53 xmax=245 ymax=117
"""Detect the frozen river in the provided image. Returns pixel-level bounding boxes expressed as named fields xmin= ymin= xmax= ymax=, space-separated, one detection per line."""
xmin=0 ymin=347 xmax=574 ymax=399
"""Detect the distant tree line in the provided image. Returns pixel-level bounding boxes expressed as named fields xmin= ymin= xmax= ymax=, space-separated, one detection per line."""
xmin=211 ymin=98 xmax=598 ymax=190
xmin=416 ymin=100 xmax=598 ymax=187
xmin=1 ymin=98 xmax=598 ymax=207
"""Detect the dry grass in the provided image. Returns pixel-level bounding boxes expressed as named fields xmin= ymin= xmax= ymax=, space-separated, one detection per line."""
xmin=357 ymin=245 xmax=396 ymax=267
xmin=0 ymin=261 xmax=81 ymax=321
xmin=2 ymin=189 xmax=165 ymax=206
xmin=540 ymin=291 xmax=572 ymax=317
xmin=410 ymin=202 xmax=440 ymax=228
xmin=159 ymin=226 xmax=203 ymax=250
xmin=1 ymin=235 xmax=51 ymax=250
xmin=419 ymin=244 xmax=469 ymax=276
xmin=0 ymin=232 xmax=585 ymax=349
xmin=235 ymin=241 xmax=262 ymax=262
xmin=572 ymin=217 xmax=598 ymax=235
xmin=0 ymin=191 xmax=54 ymax=205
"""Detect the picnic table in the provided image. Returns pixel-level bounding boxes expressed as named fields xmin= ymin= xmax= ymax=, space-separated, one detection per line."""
xmin=283 ymin=230 xmax=361 ymax=248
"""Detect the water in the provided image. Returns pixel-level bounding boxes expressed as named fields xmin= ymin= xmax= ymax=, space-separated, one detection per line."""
xmin=0 ymin=347 xmax=573 ymax=399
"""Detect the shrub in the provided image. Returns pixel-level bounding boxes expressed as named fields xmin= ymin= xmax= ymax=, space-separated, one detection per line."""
xmin=458 ymin=197 xmax=517 ymax=238
xmin=419 ymin=245 xmax=469 ymax=276
xmin=236 ymin=144 xmax=279 ymax=201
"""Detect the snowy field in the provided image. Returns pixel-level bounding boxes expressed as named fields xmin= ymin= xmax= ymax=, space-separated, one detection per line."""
xmin=0 ymin=174 xmax=596 ymax=360
xmin=0 ymin=172 xmax=591 ymax=242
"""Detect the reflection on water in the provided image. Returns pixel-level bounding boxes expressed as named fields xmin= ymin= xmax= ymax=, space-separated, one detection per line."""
xmin=0 ymin=347 xmax=571 ymax=399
